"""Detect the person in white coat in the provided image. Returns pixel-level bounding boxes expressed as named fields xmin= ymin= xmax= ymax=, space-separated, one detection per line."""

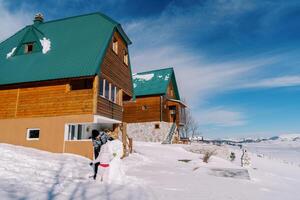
xmin=241 ymin=149 xmax=251 ymax=167
xmin=93 ymin=140 xmax=113 ymax=182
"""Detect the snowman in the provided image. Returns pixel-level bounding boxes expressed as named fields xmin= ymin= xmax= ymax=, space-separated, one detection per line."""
xmin=106 ymin=139 xmax=126 ymax=184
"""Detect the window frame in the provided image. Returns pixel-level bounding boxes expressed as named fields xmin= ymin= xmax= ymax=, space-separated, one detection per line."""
xmin=105 ymin=79 xmax=110 ymax=99
xmin=65 ymin=124 xmax=92 ymax=141
xmin=110 ymin=84 xmax=116 ymax=103
xmin=26 ymin=128 xmax=40 ymax=140
xmin=99 ymin=78 xmax=119 ymax=104
xmin=99 ymin=78 xmax=105 ymax=97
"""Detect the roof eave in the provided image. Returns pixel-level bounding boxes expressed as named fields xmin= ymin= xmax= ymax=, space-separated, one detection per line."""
xmin=116 ymin=24 xmax=132 ymax=45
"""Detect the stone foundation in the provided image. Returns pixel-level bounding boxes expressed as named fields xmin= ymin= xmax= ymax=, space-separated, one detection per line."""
xmin=127 ymin=122 xmax=172 ymax=142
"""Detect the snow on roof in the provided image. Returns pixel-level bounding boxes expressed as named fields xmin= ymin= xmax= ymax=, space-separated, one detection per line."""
xmin=39 ymin=37 xmax=51 ymax=54
xmin=133 ymin=73 xmax=154 ymax=81
xmin=6 ymin=47 xmax=16 ymax=59
xmin=164 ymin=74 xmax=170 ymax=81
xmin=132 ymin=68 xmax=180 ymax=99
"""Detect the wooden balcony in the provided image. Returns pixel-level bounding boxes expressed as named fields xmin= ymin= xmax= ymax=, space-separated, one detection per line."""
xmin=97 ymin=96 xmax=123 ymax=121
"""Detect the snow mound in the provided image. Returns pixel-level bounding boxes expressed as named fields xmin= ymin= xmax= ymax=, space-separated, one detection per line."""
xmin=40 ymin=37 xmax=51 ymax=54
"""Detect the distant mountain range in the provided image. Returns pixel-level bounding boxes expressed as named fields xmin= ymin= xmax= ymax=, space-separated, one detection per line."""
xmin=207 ymin=134 xmax=300 ymax=144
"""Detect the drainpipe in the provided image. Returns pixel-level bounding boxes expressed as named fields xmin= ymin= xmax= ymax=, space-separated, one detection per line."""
xmin=160 ymin=95 xmax=163 ymax=122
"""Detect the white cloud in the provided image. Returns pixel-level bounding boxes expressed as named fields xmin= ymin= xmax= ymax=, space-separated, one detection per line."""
xmin=197 ymin=107 xmax=246 ymax=127
xmin=130 ymin=43 xmax=281 ymax=107
xmin=241 ymin=75 xmax=300 ymax=88
xmin=0 ymin=1 xmax=31 ymax=42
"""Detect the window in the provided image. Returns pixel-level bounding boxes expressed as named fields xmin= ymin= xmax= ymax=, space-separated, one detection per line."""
xmin=111 ymin=85 xmax=116 ymax=102
xmin=99 ymin=78 xmax=119 ymax=103
xmin=99 ymin=78 xmax=104 ymax=96
xmin=27 ymin=128 xmax=40 ymax=140
xmin=123 ymin=50 xmax=128 ymax=65
xmin=155 ymin=124 xmax=160 ymax=129
xmin=112 ymin=38 xmax=118 ymax=54
xmin=170 ymin=89 xmax=174 ymax=97
xmin=70 ymin=79 xmax=93 ymax=90
xmin=105 ymin=80 xmax=110 ymax=99
xmin=25 ymin=43 xmax=34 ymax=54
xmin=67 ymin=124 xmax=86 ymax=140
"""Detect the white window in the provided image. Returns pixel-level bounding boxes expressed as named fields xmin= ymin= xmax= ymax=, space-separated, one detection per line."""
xmin=26 ymin=128 xmax=40 ymax=140
xmin=99 ymin=78 xmax=118 ymax=103
xmin=105 ymin=80 xmax=110 ymax=99
xmin=112 ymin=38 xmax=118 ymax=54
xmin=67 ymin=124 xmax=89 ymax=140
xmin=111 ymin=85 xmax=116 ymax=102
xmin=99 ymin=78 xmax=105 ymax=96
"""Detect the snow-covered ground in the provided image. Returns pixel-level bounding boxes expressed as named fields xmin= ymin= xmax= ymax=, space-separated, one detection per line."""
xmin=0 ymin=141 xmax=300 ymax=200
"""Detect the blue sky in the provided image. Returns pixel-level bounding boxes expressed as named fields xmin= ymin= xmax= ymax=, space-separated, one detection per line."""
xmin=1 ymin=0 xmax=300 ymax=138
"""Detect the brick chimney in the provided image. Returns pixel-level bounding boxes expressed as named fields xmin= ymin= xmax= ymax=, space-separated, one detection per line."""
xmin=34 ymin=13 xmax=44 ymax=25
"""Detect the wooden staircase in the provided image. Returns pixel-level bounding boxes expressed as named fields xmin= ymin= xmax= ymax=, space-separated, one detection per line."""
xmin=162 ymin=123 xmax=177 ymax=144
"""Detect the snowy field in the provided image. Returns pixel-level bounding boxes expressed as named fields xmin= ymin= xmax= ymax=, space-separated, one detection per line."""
xmin=243 ymin=137 xmax=300 ymax=166
xmin=0 ymin=141 xmax=300 ymax=200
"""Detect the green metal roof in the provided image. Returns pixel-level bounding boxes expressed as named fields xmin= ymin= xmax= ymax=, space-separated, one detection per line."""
xmin=133 ymin=67 xmax=180 ymax=100
xmin=0 ymin=12 xmax=131 ymax=86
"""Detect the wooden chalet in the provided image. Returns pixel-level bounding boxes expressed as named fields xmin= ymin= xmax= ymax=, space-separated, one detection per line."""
xmin=123 ymin=68 xmax=186 ymax=143
xmin=0 ymin=13 xmax=134 ymax=159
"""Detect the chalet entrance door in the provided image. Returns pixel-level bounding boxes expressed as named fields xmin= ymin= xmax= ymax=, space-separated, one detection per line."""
xmin=169 ymin=106 xmax=177 ymax=123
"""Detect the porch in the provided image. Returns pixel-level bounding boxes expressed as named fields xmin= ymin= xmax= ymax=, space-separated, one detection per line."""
xmin=63 ymin=115 xmax=132 ymax=159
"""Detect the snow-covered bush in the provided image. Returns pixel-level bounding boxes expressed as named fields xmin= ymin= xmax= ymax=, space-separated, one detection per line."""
xmin=203 ymin=150 xmax=216 ymax=163
xmin=230 ymin=152 xmax=236 ymax=161
xmin=184 ymin=143 xmax=229 ymax=159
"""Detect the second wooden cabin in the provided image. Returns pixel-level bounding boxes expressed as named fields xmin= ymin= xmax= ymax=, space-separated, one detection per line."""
xmin=123 ymin=68 xmax=187 ymax=143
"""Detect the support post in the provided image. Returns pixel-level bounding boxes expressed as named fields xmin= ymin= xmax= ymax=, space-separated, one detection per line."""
xmin=121 ymin=122 xmax=127 ymax=158
xmin=93 ymin=75 xmax=99 ymax=114
xmin=129 ymin=138 xmax=133 ymax=154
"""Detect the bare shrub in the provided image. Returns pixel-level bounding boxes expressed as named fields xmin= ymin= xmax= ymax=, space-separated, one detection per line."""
xmin=203 ymin=150 xmax=216 ymax=163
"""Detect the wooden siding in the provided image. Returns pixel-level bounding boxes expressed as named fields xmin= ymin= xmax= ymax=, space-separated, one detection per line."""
xmin=123 ymin=95 xmax=186 ymax=126
xmin=100 ymin=31 xmax=133 ymax=97
xmin=97 ymin=96 xmax=123 ymax=121
xmin=0 ymin=89 xmax=18 ymax=119
xmin=123 ymin=96 xmax=162 ymax=123
xmin=0 ymin=79 xmax=93 ymax=119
